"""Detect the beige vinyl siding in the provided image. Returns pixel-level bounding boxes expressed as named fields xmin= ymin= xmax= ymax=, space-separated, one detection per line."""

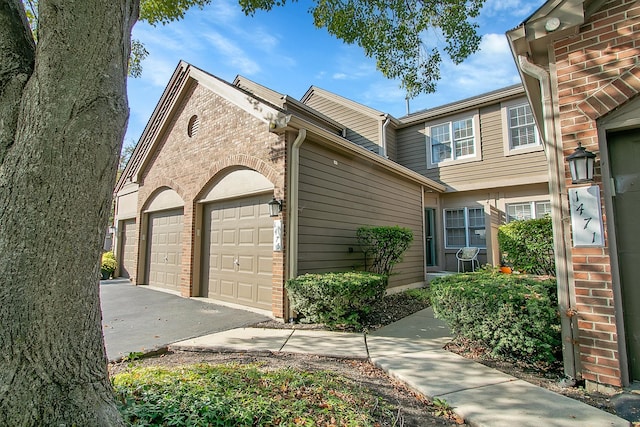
xmin=297 ymin=140 xmax=425 ymax=289
xmin=304 ymin=93 xmax=381 ymax=154
xmin=396 ymin=104 xmax=548 ymax=188
xmin=396 ymin=123 xmax=428 ymax=176
xmin=287 ymin=104 xmax=345 ymax=136
xmin=385 ymin=127 xmax=397 ymax=161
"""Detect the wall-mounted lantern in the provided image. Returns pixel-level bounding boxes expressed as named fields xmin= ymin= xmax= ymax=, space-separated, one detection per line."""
xmin=566 ymin=142 xmax=596 ymax=184
xmin=268 ymin=197 xmax=283 ymax=217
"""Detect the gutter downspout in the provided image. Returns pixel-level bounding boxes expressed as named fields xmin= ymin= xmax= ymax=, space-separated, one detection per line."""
xmin=287 ymin=128 xmax=307 ymax=321
xmin=381 ymin=115 xmax=390 ymax=158
xmin=518 ymin=55 xmax=579 ymax=380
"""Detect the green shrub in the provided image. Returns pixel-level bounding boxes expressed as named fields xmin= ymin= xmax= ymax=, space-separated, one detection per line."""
xmin=286 ymin=272 xmax=387 ymax=329
xmin=101 ymin=251 xmax=117 ymax=277
xmin=498 ymin=216 xmax=555 ymax=276
xmin=356 ymin=225 xmax=413 ymax=277
xmin=430 ymin=270 xmax=560 ymax=362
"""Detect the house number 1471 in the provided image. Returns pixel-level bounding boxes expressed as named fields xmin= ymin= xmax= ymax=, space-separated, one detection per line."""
xmin=568 ymin=185 xmax=604 ymax=247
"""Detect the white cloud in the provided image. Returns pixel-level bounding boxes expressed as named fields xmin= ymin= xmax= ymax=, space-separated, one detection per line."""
xmin=204 ymin=0 xmax=241 ymax=24
xmin=435 ymin=33 xmax=520 ymax=94
xmin=139 ymin=55 xmax=177 ymax=87
xmin=332 ymin=73 xmax=348 ymax=80
xmin=203 ymin=32 xmax=261 ymax=75
xmin=249 ymin=28 xmax=280 ymax=52
xmin=482 ymin=0 xmax=540 ymax=19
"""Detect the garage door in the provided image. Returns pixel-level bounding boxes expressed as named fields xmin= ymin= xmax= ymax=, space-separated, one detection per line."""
xmin=147 ymin=209 xmax=184 ymax=291
xmin=201 ymin=194 xmax=273 ymax=310
xmin=119 ymin=219 xmax=136 ymax=278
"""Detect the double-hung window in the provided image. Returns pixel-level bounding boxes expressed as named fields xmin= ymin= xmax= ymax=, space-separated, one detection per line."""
xmin=506 ymin=201 xmax=551 ymax=222
xmin=427 ymin=113 xmax=479 ymax=168
xmin=502 ymin=99 xmax=542 ymax=155
xmin=444 ymin=207 xmax=486 ymax=248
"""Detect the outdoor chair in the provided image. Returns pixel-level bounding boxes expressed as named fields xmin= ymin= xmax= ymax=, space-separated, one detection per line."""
xmin=456 ymin=247 xmax=480 ymax=272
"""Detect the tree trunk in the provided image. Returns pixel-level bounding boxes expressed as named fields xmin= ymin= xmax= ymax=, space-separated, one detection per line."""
xmin=0 ymin=0 xmax=138 ymax=425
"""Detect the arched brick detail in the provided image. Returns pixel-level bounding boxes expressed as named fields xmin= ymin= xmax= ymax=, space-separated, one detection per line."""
xmin=139 ymin=178 xmax=188 ymax=212
xmin=193 ymin=154 xmax=281 ymax=200
xmin=577 ymin=66 xmax=640 ymax=120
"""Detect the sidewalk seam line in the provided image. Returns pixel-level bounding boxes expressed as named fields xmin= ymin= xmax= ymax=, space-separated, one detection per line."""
xmin=364 ymin=332 xmax=370 ymax=359
xmin=278 ymin=330 xmax=295 ymax=352
xmin=435 ymin=378 xmax=519 ymax=398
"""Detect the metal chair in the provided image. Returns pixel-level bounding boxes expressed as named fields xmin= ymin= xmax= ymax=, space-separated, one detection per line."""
xmin=456 ymin=247 xmax=480 ymax=272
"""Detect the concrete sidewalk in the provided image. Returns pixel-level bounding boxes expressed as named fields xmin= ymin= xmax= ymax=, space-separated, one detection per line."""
xmin=171 ymin=308 xmax=630 ymax=427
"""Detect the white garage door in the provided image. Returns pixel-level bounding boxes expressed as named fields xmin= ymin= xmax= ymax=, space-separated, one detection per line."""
xmin=147 ymin=209 xmax=184 ymax=291
xmin=119 ymin=219 xmax=136 ymax=278
xmin=201 ymin=194 xmax=273 ymax=310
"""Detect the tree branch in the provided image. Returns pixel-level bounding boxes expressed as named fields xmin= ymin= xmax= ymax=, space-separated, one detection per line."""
xmin=0 ymin=0 xmax=35 ymax=164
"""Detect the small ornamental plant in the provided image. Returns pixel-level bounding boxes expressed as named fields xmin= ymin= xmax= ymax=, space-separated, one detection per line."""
xmin=356 ymin=225 xmax=413 ymax=278
xmin=498 ymin=216 xmax=555 ymax=276
xmin=100 ymin=251 xmax=117 ymax=279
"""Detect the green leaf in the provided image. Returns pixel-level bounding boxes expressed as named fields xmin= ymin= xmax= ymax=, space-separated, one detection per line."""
xmin=241 ymin=0 xmax=485 ymax=95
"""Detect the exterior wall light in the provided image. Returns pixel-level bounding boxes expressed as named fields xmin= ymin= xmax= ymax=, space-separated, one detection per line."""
xmin=268 ymin=197 xmax=283 ymax=217
xmin=567 ymin=142 xmax=596 ymax=184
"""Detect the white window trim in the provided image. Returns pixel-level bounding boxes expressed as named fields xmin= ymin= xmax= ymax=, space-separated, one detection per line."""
xmin=505 ymin=200 xmax=551 ymax=222
xmin=501 ymin=98 xmax=543 ymax=156
xmin=443 ymin=207 xmax=486 ymax=249
xmin=426 ymin=110 xmax=481 ymax=169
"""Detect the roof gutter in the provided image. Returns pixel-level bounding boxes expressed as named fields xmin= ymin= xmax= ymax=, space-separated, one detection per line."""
xmin=381 ymin=115 xmax=390 ymax=157
xmin=518 ymin=54 xmax=579 ymax=381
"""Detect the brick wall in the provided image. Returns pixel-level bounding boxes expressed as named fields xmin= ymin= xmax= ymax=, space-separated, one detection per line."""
xmin=134 ymin=82 xmax=287 ymax=316
xmin=553 ymin=0 xmax=640 ymax=387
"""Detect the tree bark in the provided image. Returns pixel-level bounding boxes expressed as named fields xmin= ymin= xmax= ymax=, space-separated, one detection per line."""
xmin=0 ymin=0 xmax=138 ymax=425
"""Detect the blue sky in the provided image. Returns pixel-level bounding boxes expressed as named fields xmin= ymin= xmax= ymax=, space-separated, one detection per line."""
xmin=125 ymin=0 xmax=544 ymax=146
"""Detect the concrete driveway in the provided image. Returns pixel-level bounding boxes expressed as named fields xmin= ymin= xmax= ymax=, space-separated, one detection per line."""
xmin=100 ymin=278 xmax=270 ymax=361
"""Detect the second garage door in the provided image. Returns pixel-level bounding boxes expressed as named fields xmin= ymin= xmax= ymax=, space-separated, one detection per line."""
xmin=119 ymin=218 xmax=137 ymax=278
xmin=201 ymin=194 xmax=273 ymax=310
xmin=147 ymin=209 xmax=184 ymax=291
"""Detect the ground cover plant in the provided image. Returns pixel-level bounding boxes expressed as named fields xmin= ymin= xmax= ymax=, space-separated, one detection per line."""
xmin=112 ymin=362 xmax=398 ymax=426
xmin=430 ymin=269 xmax=561 ymax=362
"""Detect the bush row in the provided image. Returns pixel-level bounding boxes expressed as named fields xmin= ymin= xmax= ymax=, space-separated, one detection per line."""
xmin=430 ymin=269 xmax=561 ymax=362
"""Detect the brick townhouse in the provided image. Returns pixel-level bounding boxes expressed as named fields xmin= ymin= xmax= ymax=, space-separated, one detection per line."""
xmin=508 ymin=0 xmax=640 ymax=390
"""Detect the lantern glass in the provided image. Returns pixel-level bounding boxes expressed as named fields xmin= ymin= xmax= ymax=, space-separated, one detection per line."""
xmin=268 ymin=198 xmax=282 ymax=217
xmin=567 ymin=143 xmax=596 ymax=184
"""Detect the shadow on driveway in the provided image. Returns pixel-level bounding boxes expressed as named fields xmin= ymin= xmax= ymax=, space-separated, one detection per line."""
xmin=100 ymin=278 xmax=270 ymax=361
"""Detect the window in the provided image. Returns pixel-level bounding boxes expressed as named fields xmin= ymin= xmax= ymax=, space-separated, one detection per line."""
xmin=427 ymin=113 xmax=480 ymax=168
xmin=501 ymin=99 xmax=542 ymax=155
xmin=508 ymin=104 xmax=537 ymax=148
xmin=444 ymin=207 xmax=486 ymax=248
xmin=506 ymin=200 xmax=551 ymax=222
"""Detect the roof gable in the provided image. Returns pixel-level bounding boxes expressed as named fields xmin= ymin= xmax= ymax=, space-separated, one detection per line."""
xmin=301 ymin=86 xmax=389 ymax=121
xmin=116 ymin=62 xmax=286 ymax=193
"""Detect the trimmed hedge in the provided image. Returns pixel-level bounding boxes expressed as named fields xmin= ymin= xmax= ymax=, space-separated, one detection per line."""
xmin=286 ymin=272 xmax=387 ymax=329
xmin=498 ymin=216 xmax=555 ymax=276
xmin=431 ymin=270 xmax=560 ymax=362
